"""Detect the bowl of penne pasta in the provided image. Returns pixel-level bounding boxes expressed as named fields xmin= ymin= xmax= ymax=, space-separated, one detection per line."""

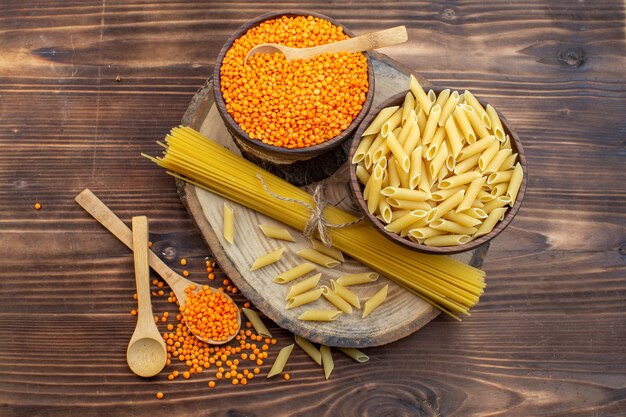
xmin=213 ymin=10 xmax=375 ymax=162
xmin=348 ymin=77 xmax=527 ymax=254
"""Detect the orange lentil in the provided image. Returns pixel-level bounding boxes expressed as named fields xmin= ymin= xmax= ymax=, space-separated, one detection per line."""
xmin=148 ymin=241 xmax=153 ymax=248
xmin=183 ymin=270 xmax=190 ymax=277
xmin=208 ymin=381 xmax=216 ymax=388
xmin=245 ymin=322 xmax=252 ymax=329
xmin=241 ymin=353 xmax=248 ymax=360
xmin=152 ymin=279 xmax=159 ymax=285
xmin=249 ymin=353 xmax=256 ymax=361
xmin=34 ymin=202 xmax=42 ymax=210
xmin=157 ymin=281 xmax=164 ymax=288
xmin=183 ymin=371 xmax=190 ymax=379
xmin=216 ymin=372 xmax=223 ymax=379
xmin=220 ymin=15 xmax=368 ymax=148
xmin=232 ymin=379 xmax=239 ymax=385
xmin=130 ymin=309 xmax=137 ymax=316
xmin=180 ymin=258 xmax=187 ymax=266
xmin=256 ymin=359 xmax=263 ymax=366
xmin=223 ymin=279 xmax=230 ymax=286
xmin=133 ymin=293 xmax=138 ymax=300
xmin=167 ymin=374 xmax=174 ymax=381
xmin=158 ymin=290 xmax=165 ymax=297
xmin=156 ymin=392 xmax=164 ymax=399
xmin=265 ymin=338 xmax=271 ymax=344
xmin=208 ymin=273 xmax=215 ymax=280
xmin=241 ymin=378 xmax=248 ymax=385
xmin=271 ymin=338 xmax=277 ymax=345
xmin=284 ymin=373 xmax=290 ymax=380
xmin=253 ymin=367 xmax=260 ymax=374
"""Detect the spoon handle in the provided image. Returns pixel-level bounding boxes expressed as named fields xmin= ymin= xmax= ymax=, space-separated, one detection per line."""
xmin=302 ymin=25 xmax=408 ymax=58
xmin=131 ymin=216 xmax=154 ymax=328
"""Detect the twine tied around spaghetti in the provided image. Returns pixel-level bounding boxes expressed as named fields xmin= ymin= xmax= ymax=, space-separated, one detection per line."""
xmin=257 ymin=174 xmax=362 ymax=247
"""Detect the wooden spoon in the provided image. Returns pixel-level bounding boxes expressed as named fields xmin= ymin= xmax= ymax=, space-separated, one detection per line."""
xmin=126 ymin=216 xmax=167 ymax=377
xmin=244 ymin=25 xmax=408 ymax=64
xmin=75 ymin=189 xmax=241 ymax=345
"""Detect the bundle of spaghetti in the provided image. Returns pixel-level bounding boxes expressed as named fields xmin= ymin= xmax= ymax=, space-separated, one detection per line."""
xmin=144 ymin=126 xmax=486 ymax=319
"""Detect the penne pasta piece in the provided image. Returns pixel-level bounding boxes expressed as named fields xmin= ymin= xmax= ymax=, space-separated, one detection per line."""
xmin=424 ymin=234 xmax=471 ymax=247
xmin=446 ymin=153 xmax=456 ymax=172
xmin=387 ymin=156 xmax=401 ymax=188
xmin=499 ymin=152 xmax=518 ymax=172
xmin=376 ymin=198 xmax=391 ymax=223
xmin=454 ymin=154 xmax=480 ymax=175
xmin=362 ymin=106 xmax=400 ymax=136
xmin=381 ymin=186 xmax=430 ymax=201
xmin=486 ymin=104 xmax=505 ymax=142
xmin=457 ymin=135 xmax=496 ymax=161
xmin=439 ymin=171 xmax=482 ymax=189
xmin=294 ymin=335 xmax=322 ymax=365
xmin=433 ymin=89 xmax=451 ymax=111
xmin=471 ymin=198 xmax=484 ymax=208
xmin=487 ymin=170 xmax=513 ymax=185
xmin=401 ymin=120 xmax=421 ymax=154
xmin=385 ymin=131 xmax=410 ymax=172
xmin=355 ymin=164 xmax=371 ymax=185
xmin=430 ymin=219 xmax=478 ymax=235
xmin=483 ymin=148 xmax=513 ymax=174
xmin=296 ymin=249 xmax=341 ymax=268
xmin=409 ymin=75 xmax=432 ymax=115
xmin=298 ymin=310 xmax=342 ymax=321
xmin=463 ymin=90 xmax=491 ymax=130
xmin=506 ymin=162 xmax=524 ymax=206
xmin=417 ymin=165 xmax=431 ymax=193
xmin=421 ymin=104 xmax=441 ymax=145
xmin=482 ymin=196 xmax=512 ymax=214
xmin=267 ymin=344 xmax=294 ymax=378
xmin=465 ymin=207 xmax=488 ymax=219
xmin=336 ymin=272 xmax=379 ymax=286
xmin=416 ymin=108 xmax=427 ymax=134
xmin=242 ymin=308 xmax=272 ymax=338
xmin=431 ymin=186 xmax=465 ymax=202
xmin=502 ymin=135 xmax=512 ymax=150
xmin=366 ymin=161 xmax=385 ymax=214
xmin=409 ymin=227 xmax=446 ymax=240
xmin=364 ymin=133 xmax=385 ymax=169
xmin=428 ymin=89 xmax=437 ymax=105
xmin=397 ymin=117 xmax=416 ymax=145
xmin=478 ymin=140 xmax=500 ymax=172
xmin=427 ymin=189 xmax=465 ymax=222
xmin=490 ymin=182 xmax=509 ymax=198
xmin=428 ymin=141 xmax=449 ymax=179
xmin=401 ymin=91 xmax=416 ymax=126
xmin=223 ymin=203 xmax=235 ymax=244
xmin=439 ymin=90 xmax=461 ymax=126
xmin=320 ymin=285 xmax=353 ymax=314
xmin=259 ymin=224 xmax=295 ymax=242
xmin=443 ymin=210 xmax=482 ymax=227
xmin=250 ymin=247 xmax=285 ymax=271
xmin=478 ymin=189 xmax=496 ymax=202
xmin=337 ymin=347 xmax=369 ymax=363
xmin=352 ymin=134 xmax=376 ymax=164
xmin=425 ymin=126 xmax=447 ymax=161
xmin=286 ymin=288 xmax=324 ymax=309
xmin=409 ymin=146 xmax=423 ymax=189
xmin=274 ymin=263 xmax=317 ymax=284
xmin=457 ymin=176 xmax=486 ymax=212
xmin=474 ymin=207 xmax=508 ymax=238
xmin=331 ymin=280 xmax=361 ymax=308
xmin=384 ymin=210 xmax=429 ymax=233
xmin=388 ymin=209 xmax=411 ymax=222
xmin=320 ymin=345 xmax=334 ymax=380
xmin=436 ymin=163 xmax=449 ymax=184
xmin=402 ymin=216 xmax=429 ymax=234
xmin=380 ymin=108 xmax=403 ymax=138
xmin=395 ymin=158 xmax=410 ymax=189
xmin=444 ymin=116 xmax=464 ymax=158
xmin=453 ymin=105 xmax=476 ymax=144
xmin=285 ymin=273 xmax=322 ymax=300
xmin=310 ymin=240 xmax=344 ymax=262
xmin=362 ymin=284 xmax=389 ymax=318
xmin=386 ymin=198 xmax=431 ymax=211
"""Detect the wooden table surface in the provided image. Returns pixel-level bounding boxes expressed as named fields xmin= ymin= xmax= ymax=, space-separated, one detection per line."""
xmin=1 ymin=1 xmax=624 ymax=416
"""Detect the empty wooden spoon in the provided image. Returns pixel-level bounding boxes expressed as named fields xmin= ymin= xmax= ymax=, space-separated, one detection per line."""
xmin=126 ymin=216 xmax=167 ymax=378
xmin=75 ymin=189 xmax=241 ymax=345
xmin=244 ymin=25 xmax=408 ymax=64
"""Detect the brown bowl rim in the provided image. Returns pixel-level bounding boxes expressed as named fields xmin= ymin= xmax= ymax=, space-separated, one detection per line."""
xmin=213 ymin=10 xmax=375 ymax=156
xmin=348 ymin=88 xmax=528 ymax=255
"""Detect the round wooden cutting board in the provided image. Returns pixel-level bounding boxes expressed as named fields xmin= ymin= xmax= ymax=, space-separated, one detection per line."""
xmin=178 ymin=52 xmax=489 ymax=347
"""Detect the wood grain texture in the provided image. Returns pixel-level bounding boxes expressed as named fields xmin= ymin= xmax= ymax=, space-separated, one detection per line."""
xmin=0 ymin=1 xmax=625 ymax=416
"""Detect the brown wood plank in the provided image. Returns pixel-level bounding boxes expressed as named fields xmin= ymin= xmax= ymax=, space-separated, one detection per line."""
xmin=0 ymin=0 xmax=625 ymax=415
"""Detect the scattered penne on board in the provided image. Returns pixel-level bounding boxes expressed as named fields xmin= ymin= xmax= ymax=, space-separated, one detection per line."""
xmin=250 ymin=247 xmax=285 ymax=271
xmin=259 ymin=224 xmax=296 ymax=242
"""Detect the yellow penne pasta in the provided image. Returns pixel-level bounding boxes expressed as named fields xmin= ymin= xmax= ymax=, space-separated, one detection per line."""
xmin=336 ymin=272 xmax=379 ymax=286
xmin=397 ymin=116 xmax=416 ymax=145
xmin=445 ymin=153 xmax=456 ymax=172
xmin=482 ymin=196 xmax=512 ymax=214
xmin=296 ymin=249 xmax=341 ymax=268
xmin=294 ymin=335 xmax=322 ymax=365
xmin=352 ymin=134 xmax=376 ymax=164
xmin=362 ymin=106 xmax=400 ymax=136
xmin=506 ymin=162 xmax=524 ymax=206
xmin=421 ymin=104 xmax=441 ymax=145
xmin=274 ymin=263 xmax=317 ymax=284
xmin=298 ymin=310 xmax=342 ymax=321
xmin=401 ymin=120 xmax=421 ymax=154
xmin=362 ymin=284 xmax=389 ymax=318
xmin=310 ymin=240 xmax=344 ymax=262
xmin=478 ymin=189 xmax=495 ymax=202
xmin=453 ymin=105 xmax=476 ymax=143
xmin=337 ymin=347 xmax=369 ymax=363
xmin=384 ymin=210 xmax=429 ymax=233
xmin=380 ymin=108 xmax=403 ymax=138
xmin=259 ymin=224 xmax=295 ymax=242
xmin=424 ymin=234 xmax=471 ymax=246
xmin=366 ymin=161 xmax=384 ymax=214
xmin=223 ymin=203 xmax=235 ymax=244
xmin=242 ymin=308 xmax=272 ymax=338
xmin=483 ymin=148 xmax=513 ymax=174
xmin=417 ymin=166 xmax=431 ymax=193
xmin=378 ymin=198 xmax=393 ymax=223
xmin=439 ymin=90 xmax=461 ymax=126
xmin=285 ymin=273 xmax=322 ymax=300
xmin=381 ymin=186 xmax=430 ymax=201
xmin=386 ymin=156 xmax=401 ymax=188
xmin=457 ymin=135 xmax=496 ymax=161
xmin=433 ymin=88 xmax=451 ymax=111
xmin=425 ymin=126 xmax=446 ymax=161
xmin=490 ymin=182 xmax=509 ymax=198
xmin=430 ymin=219 xmax=478 ymax=235
xmin=409 ymin=75 xmax=432 ymax=115
xmin=320 ymin=345 xmax=334 ymax=380
xmin=385 ymin=131 xmax=410 ymax=172
xmin=499 ymin=152 xmax=518 ymax=172
xmin=454 ymin=154 xmax=480 ymax=175
xmin=364 ymin=133 xmax=385 ymax=169
xmin=428 ymin=89 xmax=437 ymax=105
xmin=428 ymin=141 xmax=449 ymax=179
xmin=386 ymin=198 xmax=431 ymax=211
xmin=320 ymin=285 xmax=353 ymax=314
xmin=474 ymin=207 xmax=508 ymax=237
xmin=439 ymin=171 xmax=482 ymax=189
xmin=330 ymin=280 xmax=361 ymax=308
xmin=409 ymin=146 xmax=423 ymax=190
xmin=443 ymin=210 xmax=482 ymax=227
xmin=478 ymin=140 xmax=500 ymax=172
xmin=250 ymin=247 xmax=285 ymax=271
xmin=266 ymin=344 xmax=294 ymax=378
xmin=431 ymin=186 xmax=464 ymax=202
xmin=395 ymin=158 xmax=410 ymax=188
xmin=286 ymin=288 xmax=324 ymax=309
xmin=486 ymin=104 xmax=505 ymax=142
xmin=444 ymin=116 xmax=464 ymax=158
xmin=401 ymin=91 xmax=416 ymax=126
xmin=502 ymin=135 xmax=512 ymax=150
xmin=463 ymin=90 xmax=491 ymax=129
xmin=465 ymin=207 xmax=488 ymax=219
xmin=355 ymin=164 xmax=370 ymax=185
xmin=487 ymin=170 xmax=513 ymax=185
xmin=408 ymin=227 xmax=446 ymax=240
xmin=457 ymin=176 xmax=486 ymax=212
xmin=436 ymin=163 xmax=449 ymax=184
xmin=416 ymin=108 xmax=427 ymax=133
xmin=427 ymin=189 xmax=465 ymax=222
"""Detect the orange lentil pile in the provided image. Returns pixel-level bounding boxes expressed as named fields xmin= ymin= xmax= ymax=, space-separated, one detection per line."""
xmin=183 ymin=285 xmax=239 ymax=342
xmin=220 ymin=15 xmax=369 ymax=148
